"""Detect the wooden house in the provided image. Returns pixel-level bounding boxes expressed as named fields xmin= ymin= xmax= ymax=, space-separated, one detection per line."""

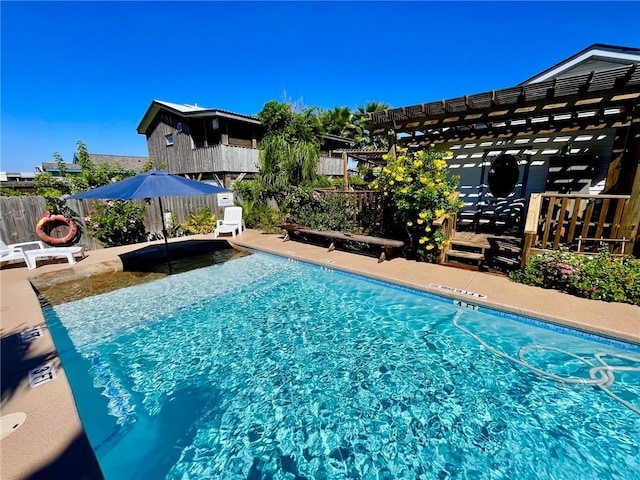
xmin=0 ymin=171 xmax=36 ymax=193
xmin=367 ymin=44 xmax=640 ymax=268
xmin=136 ymin=100 xmax=352 ymax=187
xmin=39 ymin=153 xmax=149 ymax=176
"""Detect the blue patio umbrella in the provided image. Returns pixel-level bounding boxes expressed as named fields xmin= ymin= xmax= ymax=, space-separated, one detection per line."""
xmin=68 ymin=170 xmax=232 ymax=274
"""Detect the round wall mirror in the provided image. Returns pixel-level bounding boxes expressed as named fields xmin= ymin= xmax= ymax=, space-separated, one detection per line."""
xmin=487 ymin=154 xmax=520 ymax=198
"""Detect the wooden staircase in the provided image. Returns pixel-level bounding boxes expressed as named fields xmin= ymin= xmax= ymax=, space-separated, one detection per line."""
xmin=444 ymin=238 xmax=487 ymax=269
xmin=485 ymin=237 xmax=523 ymax=272
xmin=443 ymin=233 xmax=523 ymax=273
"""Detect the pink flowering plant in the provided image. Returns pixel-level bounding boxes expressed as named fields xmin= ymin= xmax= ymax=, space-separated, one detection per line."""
xmin=510 ymin=248 xmax=640 ymax=306
xmin=85 ymin=200 xmax=148 ymax=247
xmin=370 ymin=147 xmax=464 ymax=262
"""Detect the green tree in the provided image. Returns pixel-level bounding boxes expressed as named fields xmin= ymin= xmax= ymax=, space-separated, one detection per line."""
xmin=256 ymin=100 xmax=323 ymax=201
xmin=318 ymin=106 xmax=357 ymax=138
xmin=354 ymin=101 xmax=391 ymax=149
xmin=34 ymin=141 xmax=145 ymax=211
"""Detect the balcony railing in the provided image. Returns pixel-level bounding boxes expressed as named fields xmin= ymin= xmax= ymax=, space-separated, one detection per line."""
xmin=184 ymin=144 xmax=343 ymax=176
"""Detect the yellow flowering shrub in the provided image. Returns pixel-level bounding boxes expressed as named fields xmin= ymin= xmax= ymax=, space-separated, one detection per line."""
xmin=370 ymin=147 xmax=464 ymax=262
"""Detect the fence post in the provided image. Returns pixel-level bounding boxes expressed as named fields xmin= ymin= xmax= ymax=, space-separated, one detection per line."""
xmin=521 ymin=193 xmax=542 ymax=267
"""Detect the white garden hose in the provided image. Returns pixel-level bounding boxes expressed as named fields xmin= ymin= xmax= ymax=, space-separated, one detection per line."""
xmin=452 ymin=313 xmax=640 ymax=415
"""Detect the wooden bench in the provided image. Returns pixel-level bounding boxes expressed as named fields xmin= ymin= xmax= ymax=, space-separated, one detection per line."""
xmin=281 ymin=224 xmax=404 ymax=263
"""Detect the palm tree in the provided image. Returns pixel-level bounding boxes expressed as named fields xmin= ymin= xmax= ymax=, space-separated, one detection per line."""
xmin=319 ymin=106 xmax=357 ymax=138
xmin=354 ymin=101 xmax=391 ymax=149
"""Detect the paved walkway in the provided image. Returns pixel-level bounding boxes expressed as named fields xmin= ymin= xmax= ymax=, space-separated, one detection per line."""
xmin=1 ymin=231 xmax=638 ymax=479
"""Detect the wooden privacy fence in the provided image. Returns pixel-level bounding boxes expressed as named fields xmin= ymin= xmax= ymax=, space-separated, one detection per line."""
xmin=521 ymin=193 xmax=632 ymax=265
xmin=1 ymin=195 xmax=224 ymax=250
xmin=316 ymin=189 xmax=383 ymax=231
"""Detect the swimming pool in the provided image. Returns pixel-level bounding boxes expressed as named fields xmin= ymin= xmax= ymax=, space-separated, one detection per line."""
xmin=44 ymin=252 xmax=640 ymax=479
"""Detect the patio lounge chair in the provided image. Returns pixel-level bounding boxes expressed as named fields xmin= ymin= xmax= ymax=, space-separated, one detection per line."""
xmin=0 ymin=245 xmax=32 ymax=269
xmin=214 ymin=206 xmax=243 ymax=238
xmin=0 ymin=239 xmax=83 ymax=270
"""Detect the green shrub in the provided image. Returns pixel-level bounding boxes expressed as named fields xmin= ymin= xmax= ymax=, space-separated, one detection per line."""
xmin=178 ymin=206 xmax=217 ymax=235
xmin=85 ymin=200 xmax=148 ymax=247
xmin=234 ymin=179 xmax=261 ymax=203
xmin=510 ymin=249 xmax=640 ymax=306
xmin=243 ymin=201 xmax=282 ymax=233
xmin=0 ymin=187 xmax=23 ymax=196
xmin=371 ymin=147 xmax=464 ymax=262
xmin=284 ymin=187 xmax=358 ymax=233
xmin=327 ymin=176 xmax=368 ymax=189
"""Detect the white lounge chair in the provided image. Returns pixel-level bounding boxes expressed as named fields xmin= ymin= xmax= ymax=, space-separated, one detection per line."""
xmin=214 ymin=207 xmax=243 ymax=238
xmin=0 ymin=245 xmax=32 ymax=269
xmin=0 ymin=239 xmax=83 ymax=270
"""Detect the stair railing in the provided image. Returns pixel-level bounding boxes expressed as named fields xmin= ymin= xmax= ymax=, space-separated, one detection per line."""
xmin=433 ymin=195 xmax=458 ymax=264
xmin=521 ymin=192 xmax=631 ymax=267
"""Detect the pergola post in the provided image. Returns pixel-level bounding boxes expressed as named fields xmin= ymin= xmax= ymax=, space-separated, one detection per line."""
xmin=343 ymin=151 xmax=348 ymax=191
xmin=620 ymin=131 xmax=640 ymax=255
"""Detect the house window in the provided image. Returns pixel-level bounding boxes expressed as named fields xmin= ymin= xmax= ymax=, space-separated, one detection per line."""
xmin=166 ymin=134 xmax=174 ymax=146
xmin=177 ymin=122 xmax=183 ymax=133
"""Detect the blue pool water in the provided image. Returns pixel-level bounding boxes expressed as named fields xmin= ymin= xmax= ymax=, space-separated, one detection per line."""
xmin=44 ymin=253 xmax=640 ymax=479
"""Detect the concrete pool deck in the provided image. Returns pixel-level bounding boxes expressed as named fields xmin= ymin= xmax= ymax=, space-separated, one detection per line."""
xmin=1 ymin=230 xmax=638 ymax=479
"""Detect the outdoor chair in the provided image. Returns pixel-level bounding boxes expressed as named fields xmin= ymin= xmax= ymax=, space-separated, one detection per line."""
xmin=214 ymin=206 xmax=243 ymax=238
xmin=0 ymin=245 xmax=32 ymax=269
xmin=0 ymin=239 xmax=83 ymax=270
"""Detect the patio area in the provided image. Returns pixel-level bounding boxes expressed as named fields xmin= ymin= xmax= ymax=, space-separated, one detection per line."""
xmin=1 ymin=231 xmax=638 ymax=479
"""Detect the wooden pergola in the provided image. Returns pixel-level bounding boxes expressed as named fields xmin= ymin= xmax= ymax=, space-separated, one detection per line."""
xmin=366 ymin=63 xmax=640 ymax=254
xmin=366 ymin=64 xmax=639 ymax=148
xmin=336 ymin=149 xmax=389 ymax=190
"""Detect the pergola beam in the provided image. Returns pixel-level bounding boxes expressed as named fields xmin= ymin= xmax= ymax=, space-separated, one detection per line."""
xmin=367 ymin=64 xmax=640 ymax=135
xmin=336 ymin=149 xmax=390 ymax=190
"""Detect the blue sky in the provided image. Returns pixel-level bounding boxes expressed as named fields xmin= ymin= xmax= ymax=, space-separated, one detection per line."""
xmin=2 ymin=1 xmax=639 ymax=173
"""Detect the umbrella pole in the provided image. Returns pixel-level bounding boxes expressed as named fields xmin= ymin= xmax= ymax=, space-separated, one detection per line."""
xmin=158 ymin=197 xmax=173 ymax=274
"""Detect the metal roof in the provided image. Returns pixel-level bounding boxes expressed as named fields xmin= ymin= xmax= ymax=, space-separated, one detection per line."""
xmin=136 ymin=100 xmax=354 ymax=147
xmin=137 ymin=100 xmax=261 ymax=135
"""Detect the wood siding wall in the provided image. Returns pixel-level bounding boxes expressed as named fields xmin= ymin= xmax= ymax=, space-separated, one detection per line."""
xmin=1 ymin=195 xmax=225 ymax=251
xmin=442 ymin=128 xmax=617 ymax=212
xmin=146 ymin=114 xmax=344 ymax=178
xmin=146 ymin=115 xmax=192 ymax=172
xmin=317 ymin=157 xmax=343 ymax=176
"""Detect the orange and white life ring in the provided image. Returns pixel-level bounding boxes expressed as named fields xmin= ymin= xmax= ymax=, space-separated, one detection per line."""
xmin=35 ymin=212 xmax=78 ymax=246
